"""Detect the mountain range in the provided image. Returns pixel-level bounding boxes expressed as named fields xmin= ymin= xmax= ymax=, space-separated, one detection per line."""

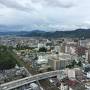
xmin=0 ymin=29 xmax=90 ymax=39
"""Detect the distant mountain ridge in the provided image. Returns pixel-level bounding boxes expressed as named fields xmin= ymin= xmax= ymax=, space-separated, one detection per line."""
xmin=0 ymin=29 xmax=90 ymax=38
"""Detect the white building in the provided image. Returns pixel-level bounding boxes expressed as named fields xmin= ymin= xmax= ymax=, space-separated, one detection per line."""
xmin=37 ymin=55 xmax=48 ymax=65
xmin=30 ymin=83 xmax=40 ymax=90
xmin=61 ymin=83 xmax=69 ymax=90
xmin=38 ymin=43 xmax=46 ymax=50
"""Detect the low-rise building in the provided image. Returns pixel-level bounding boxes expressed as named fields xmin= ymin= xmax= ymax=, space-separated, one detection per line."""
xmin=65 ymin=68 xmax=83 ymax=81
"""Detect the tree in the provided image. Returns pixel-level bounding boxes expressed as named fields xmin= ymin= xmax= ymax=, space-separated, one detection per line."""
xmin=39 ymin=47 xmax=47 ymax=52
xmin=66 ymin=59 xmax=82 ymax=69
xmin=47 ymin=67 xmax=53 ymax=71
xmin=0 ymin=46 xmax=17 ymax=70
xmin=72 ymin=60 xmax=77 ymax=67
xmin=77 ymin=60 xmax=82 ymax=67
xmin=66 ymin=64 xmax=73 ymax=69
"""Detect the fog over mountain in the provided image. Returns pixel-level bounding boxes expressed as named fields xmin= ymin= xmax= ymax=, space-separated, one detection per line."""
xmin=0 ymin=28 xmax=90 ymax=39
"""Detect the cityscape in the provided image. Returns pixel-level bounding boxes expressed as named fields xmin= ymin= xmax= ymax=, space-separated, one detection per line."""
xmin=0 ymin=0 xmax=90 ymax=90
xmin=0 ymin=36 xmax=90 ymax=90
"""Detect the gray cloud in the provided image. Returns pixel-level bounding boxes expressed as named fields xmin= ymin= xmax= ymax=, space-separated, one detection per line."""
xmin=0 ymin=0 xmax=90 ymax=31
xmin=0 ymin=0 xmax=74 ymax=13
xmin=45 ymin=0 xmax=74 ymax=8
xmin=0 ymin=0 xmax=33 ymax=12
xmin=31 ymin=0 xmax=74 ymax=8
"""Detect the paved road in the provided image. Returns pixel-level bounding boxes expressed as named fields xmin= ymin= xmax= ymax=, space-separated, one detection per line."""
xmin=0 ymin=70 xmax=62 ymax=90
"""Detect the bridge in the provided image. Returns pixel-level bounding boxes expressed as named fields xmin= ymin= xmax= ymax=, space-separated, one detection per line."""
xmin=0 ymin=70 xmax=64 ymax=90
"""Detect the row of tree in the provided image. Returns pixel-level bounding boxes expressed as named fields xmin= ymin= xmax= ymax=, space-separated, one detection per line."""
xmin=66 ymin=60 xmax=82 ymax=69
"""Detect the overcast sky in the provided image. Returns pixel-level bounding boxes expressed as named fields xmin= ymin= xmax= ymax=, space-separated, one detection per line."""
xmin=0 ymin=0 xmax=90 ymax=31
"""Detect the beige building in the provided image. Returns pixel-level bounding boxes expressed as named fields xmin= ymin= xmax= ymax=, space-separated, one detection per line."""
xmin=48 ymin=53 xmax=74 ymax=70
xmin=65 ymin=68 xmax=83 ymax=80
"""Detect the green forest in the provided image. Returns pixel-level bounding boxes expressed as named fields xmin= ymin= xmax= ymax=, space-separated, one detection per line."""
xmin=0 ymin=46 xmax=18 ymax=70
